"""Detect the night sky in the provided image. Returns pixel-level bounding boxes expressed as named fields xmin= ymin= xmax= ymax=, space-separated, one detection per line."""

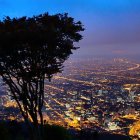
xmin=0 ymin=0 xmax=140 ymax=57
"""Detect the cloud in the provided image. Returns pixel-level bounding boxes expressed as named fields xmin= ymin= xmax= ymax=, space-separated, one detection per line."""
xmin=112 ymin=50 xmax=128 ymax=55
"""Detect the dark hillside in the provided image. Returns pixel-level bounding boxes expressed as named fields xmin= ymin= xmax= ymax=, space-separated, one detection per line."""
xmin=0 ymin=121 xmax=131 ymax=140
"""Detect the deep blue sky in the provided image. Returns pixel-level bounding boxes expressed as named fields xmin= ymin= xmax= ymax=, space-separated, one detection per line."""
xmin=0 ymin=0 xmax=140 ymax=57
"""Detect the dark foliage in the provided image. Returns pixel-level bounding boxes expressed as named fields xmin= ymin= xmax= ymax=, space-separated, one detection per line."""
xmin=0 ymin=121 xmax=73 ymax=140
xmin=43 ymin=124 xmax=72 ymax=140
xmin=0 ymin=122 xmax=11 ymax=140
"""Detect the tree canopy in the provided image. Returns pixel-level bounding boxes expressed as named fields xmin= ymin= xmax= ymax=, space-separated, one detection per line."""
xmin=0 ymin=13 xmax=84 ymax=140
xmin=0 ymin=13 xmax=83 ymax=80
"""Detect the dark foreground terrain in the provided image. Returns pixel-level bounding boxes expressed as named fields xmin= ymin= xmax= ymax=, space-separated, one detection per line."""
xmin=0 ymin=121 xmax=131 ymax=140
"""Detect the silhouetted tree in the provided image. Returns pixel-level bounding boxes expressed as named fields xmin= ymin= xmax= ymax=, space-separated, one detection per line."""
xmin=0 ymin=13 xmax=84 ymax=140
